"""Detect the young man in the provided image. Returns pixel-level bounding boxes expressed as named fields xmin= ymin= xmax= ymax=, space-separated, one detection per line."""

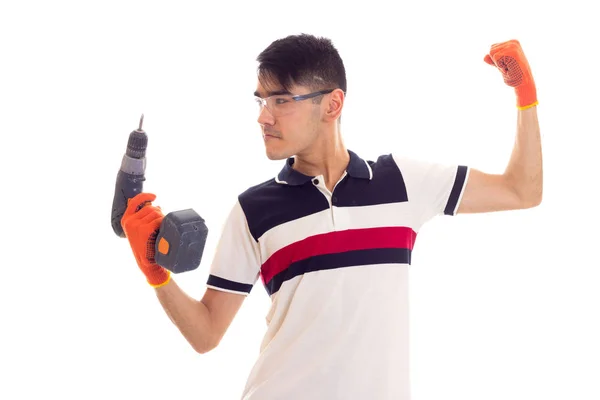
xmin=121 ymin=34 xmax=542 ymax=399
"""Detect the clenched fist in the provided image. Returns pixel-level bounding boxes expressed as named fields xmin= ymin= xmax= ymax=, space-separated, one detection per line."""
xmin=121 ymin=192 xmax=171 ymax=288
xmin=484 ymin=39 xmax=538 ymax=110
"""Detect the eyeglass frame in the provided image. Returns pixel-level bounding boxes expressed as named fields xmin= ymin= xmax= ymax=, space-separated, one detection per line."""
xmin=254 ymin=88 xmax=339 ymax=116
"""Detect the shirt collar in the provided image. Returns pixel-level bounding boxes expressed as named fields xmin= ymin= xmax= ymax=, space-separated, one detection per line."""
xmin=275 ymin=150 xmax=373 ymax=185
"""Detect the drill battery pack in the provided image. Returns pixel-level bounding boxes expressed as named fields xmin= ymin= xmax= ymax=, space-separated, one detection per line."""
xmin=155 ymin=209 xmax=209 ymax=274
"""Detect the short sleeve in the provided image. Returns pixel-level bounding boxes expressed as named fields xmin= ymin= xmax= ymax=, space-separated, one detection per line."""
xmin=206 ymin=200 xmax=261 ymax=296
xmin=392 ymin=154 xmax=470 ymax=225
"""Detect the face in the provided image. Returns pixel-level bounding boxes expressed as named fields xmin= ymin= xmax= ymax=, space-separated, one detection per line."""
xmin=254 ymin=79 xmax=328 ymax=161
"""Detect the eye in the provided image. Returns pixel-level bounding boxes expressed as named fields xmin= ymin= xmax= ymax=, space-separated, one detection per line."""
xmin=274 ymin=97 xmax=290 ymax=105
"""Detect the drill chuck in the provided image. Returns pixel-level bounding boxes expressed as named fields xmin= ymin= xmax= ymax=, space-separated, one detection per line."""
xmin=126 ymin=128 xmax=147 ymax=159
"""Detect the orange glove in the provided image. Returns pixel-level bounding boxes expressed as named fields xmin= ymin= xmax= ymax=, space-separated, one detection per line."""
xmin=484 ymin=39 xmax=538 ymax=110
xmin=121 ymin=192 xmax=171 ymax=288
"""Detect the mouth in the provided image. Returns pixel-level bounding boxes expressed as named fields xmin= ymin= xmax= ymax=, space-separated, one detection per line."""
xmin=263 ymin=131 xmax=281 ymax=140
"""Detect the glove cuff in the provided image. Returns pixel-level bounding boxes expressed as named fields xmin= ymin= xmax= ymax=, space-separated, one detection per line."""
xmin=517 ymin=101 xmax=539 ymax=110
xmin=145 ymin=265 xmax=171 ymax=288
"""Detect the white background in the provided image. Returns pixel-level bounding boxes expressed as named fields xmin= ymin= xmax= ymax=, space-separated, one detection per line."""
xmin=1 ymin=0 xmax=598 ymax=399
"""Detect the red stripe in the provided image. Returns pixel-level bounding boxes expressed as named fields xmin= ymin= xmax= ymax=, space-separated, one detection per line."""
xmin=261 ymin=226 xmax=417 ymax=284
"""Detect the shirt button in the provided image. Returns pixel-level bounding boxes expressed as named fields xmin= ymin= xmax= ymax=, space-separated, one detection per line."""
xmin=313 ymin=179 xmax=319 ymax=185
xmin=332 ymin=196 xmax=338 ymax=204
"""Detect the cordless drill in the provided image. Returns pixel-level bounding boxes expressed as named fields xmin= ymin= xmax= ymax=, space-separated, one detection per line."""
xmin=111 ymin=115 xmax=209 ymax=273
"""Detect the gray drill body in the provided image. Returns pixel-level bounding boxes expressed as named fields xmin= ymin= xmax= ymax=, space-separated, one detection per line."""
xmin=111 ymin=153 xmax=146 ymax=238
xmin=111 ymin=124 xmax=208 ymax=274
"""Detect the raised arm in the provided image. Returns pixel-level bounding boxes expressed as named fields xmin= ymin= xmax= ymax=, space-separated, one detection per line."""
xmin=458 ymin=106 xmax=542 ymax=213
xmin=458 ymin=40 xmax=543 ymax=214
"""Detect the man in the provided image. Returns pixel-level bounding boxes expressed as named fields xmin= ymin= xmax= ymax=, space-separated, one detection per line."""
xmin=121 ymin=34 xmax=542 ymax=399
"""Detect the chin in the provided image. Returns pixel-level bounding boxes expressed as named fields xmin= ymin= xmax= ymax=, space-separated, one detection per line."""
xmin=264 ymin=144 xmax=293 ymax=161
xmin=265 ymin=149 xmax=288 ymax=161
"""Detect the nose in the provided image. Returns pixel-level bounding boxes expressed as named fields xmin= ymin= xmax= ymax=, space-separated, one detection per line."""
xmin=257 ymin=103 xmax=275 ymax=126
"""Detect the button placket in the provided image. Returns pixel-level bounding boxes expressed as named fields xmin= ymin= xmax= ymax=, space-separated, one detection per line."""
xmin=312 ymin=176 xmax=333 ymax=208
xmin=329 ymin=172 xmax=347 ymax=228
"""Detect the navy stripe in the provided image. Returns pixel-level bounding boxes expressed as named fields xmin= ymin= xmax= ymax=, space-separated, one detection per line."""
xmin=265 ymin=248 xmax=412 ymax=296
xmin=239 ymin=180 xmax=330 ymax=241
xmin=239 ymin=154 xmax=409 ymax=240
xmin=444 ymin=165 xmax=468 ymax=215
xmin=207 ymin=274 xmax=253 ymax=294
xmin=334 ymin=154 xmax=408 ymax=207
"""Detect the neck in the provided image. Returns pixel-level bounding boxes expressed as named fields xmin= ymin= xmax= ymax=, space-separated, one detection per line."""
xmin=293 ymin=125 xmax=349 ymax=191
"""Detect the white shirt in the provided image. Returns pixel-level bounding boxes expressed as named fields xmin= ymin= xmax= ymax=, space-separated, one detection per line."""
xmin=206 ymin=150 xmax=470 ymax=400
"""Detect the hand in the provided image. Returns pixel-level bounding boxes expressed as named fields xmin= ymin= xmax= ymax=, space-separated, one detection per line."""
xmin=484 ymin=39 xmax=538 ymax=110
xmin=121 ymin=192 xmax=171 ymax=288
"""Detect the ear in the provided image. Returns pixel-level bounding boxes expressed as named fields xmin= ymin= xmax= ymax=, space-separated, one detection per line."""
xmin=324 ymin=89 xmax=344 ymax=122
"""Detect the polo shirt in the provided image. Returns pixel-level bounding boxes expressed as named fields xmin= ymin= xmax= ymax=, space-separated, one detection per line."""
xmin=206 ymin=150 xmax=469 ymax=400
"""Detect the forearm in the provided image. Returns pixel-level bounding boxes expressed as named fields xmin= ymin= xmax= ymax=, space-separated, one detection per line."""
xmin=504 ymin=106 xmax=543 ymax=207
xmin=154 ymin=279 xmax=215 ymax=354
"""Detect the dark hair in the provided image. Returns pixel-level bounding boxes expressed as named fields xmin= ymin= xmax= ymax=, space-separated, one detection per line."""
xmin=256 ymin=34 xmax=347 ymax=95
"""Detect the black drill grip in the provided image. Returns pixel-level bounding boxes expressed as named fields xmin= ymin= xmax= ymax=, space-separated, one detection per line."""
xmin=111 ymin=169 xmax=146 ymax=237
